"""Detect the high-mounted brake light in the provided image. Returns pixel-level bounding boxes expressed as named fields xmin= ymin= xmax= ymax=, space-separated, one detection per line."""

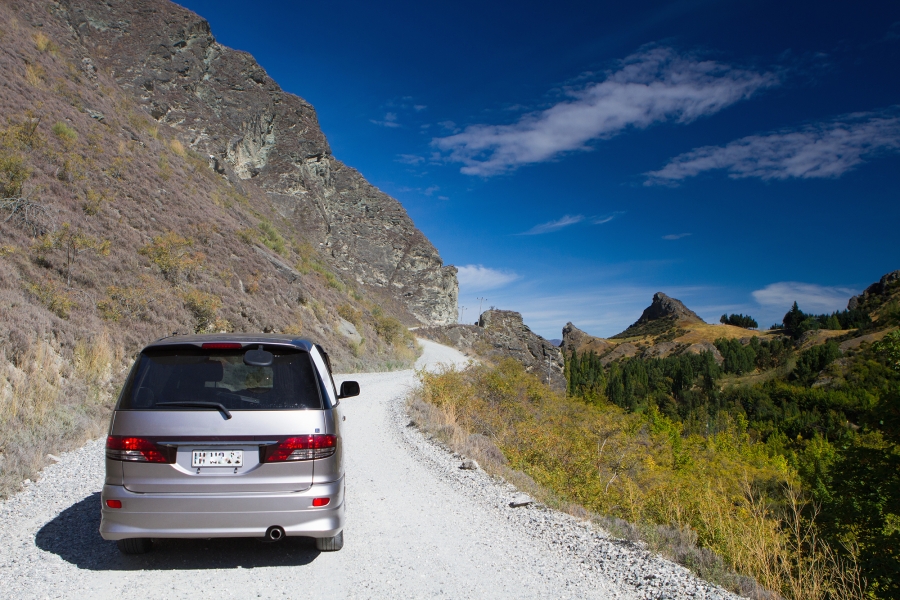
xmin=201 ymin=342 xmax=242 ymax=349
xmin=106 ymin=436 xmax=176 ymax=463
xmin=263 ymin=435 xmax=337 ymax=462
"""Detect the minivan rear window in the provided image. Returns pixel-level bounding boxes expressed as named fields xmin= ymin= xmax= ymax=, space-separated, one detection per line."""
xmin=117 ymin=346 xmax=323 ymax=411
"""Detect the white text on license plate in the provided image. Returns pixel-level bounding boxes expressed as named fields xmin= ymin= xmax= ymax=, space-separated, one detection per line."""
xmin=192 ymin=450 xmax=243 ymax=467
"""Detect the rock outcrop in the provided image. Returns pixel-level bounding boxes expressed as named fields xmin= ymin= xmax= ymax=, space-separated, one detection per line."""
xmin=848 ymin=270 xmax=900 ymax=314
xmin=612 ymin=292 xmax=704 ymax=339
xmin=418 ymin=310 xmax=565 ymax=391
xmin=560 ymin=322 xmax=613 ymax=356
xmin=58 ymin=0 xmax=457 ymax=324
xmin=634 ymin=292 xmax=704 ymax=326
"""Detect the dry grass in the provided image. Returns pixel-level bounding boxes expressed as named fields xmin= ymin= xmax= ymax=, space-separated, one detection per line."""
xmin=0 ymin=336 xmax=118 ymax=497
xmin=411 ymin=361 xmax=868 ymax=599
xmin=675 ymin=323 xmax=771 ymax=344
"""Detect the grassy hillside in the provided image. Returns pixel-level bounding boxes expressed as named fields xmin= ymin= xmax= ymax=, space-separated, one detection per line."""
xmin=0 ymin=5 xmax=417 ymax=497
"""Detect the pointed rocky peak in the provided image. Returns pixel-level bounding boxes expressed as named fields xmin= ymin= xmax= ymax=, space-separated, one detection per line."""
xmin=636 ymin=292 xmax=705 ymax=325
xmin=611 ymin=292 xmax=704 ymax=339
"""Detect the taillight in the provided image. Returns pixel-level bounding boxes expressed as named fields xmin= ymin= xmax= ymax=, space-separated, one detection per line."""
xmin=201 ymin=342 xmax=242 ymax=349
xmin=106 ymin=436 xmax=176 ymax=463
xmin=312 ymin=497 xmax=330 ymax=507
xmin=106 ymin=499 xmax=122 ymax=509
xmin=263 ymin=435 xmax=337 ymax=462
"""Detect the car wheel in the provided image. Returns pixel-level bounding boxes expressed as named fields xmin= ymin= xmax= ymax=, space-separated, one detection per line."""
xmin=116 ymin=538 xmax=152 ymax=554
xmin=315 ymin=530 xmax=343 ymax=551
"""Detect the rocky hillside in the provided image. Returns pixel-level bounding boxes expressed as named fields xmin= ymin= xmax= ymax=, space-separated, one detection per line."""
xmin=417 ymin=309 xmax=566 ymax=391
xmin=0 ymin=0 xmax=456 ymax=496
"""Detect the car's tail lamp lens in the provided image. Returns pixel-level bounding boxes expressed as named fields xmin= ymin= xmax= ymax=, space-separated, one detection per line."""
xmin=263 ymin=435 xmax=337 ymax=462
xmin=312 ymin=497 xmax=330 ymax=507
xmin=106 ymin=436 xmax=176 ymax=463
xmin=106 ymin=499 xmax=122 ymax=509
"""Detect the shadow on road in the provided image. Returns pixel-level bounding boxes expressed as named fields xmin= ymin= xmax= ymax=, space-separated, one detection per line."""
xmin=35 ymin=493 xmax=321 ymax=570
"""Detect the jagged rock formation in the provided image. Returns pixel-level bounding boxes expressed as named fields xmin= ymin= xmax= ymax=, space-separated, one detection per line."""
xmin=612 ymin=292 xmax=704 ymax=339
xmin=848 ymin=270 xmax=900 ymax=315
xmin=560 ymin=322 xmax=613 ymax=356
xmin=634 ymin=292 xmax=704 ymax=325
xmin=417 ymin=310 xmax=565 ymax=391
xmin=57 ymin=0 xmax=457 ymax=325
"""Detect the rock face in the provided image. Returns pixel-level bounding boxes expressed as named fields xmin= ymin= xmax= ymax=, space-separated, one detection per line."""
xmin=418 ymin=310 xmax=566 ymax=392
xmin=684 ymin=342 xmax=724 ymax=365
xmin=560 ymin=322 xmax=613 ymax=356
xmin=58 ymin=0 xmax=457 ymax=324
xmin=848 ymin=270 xmax=900 ymax=312
xmin=635 ymin=292 xmax=704 ymax=325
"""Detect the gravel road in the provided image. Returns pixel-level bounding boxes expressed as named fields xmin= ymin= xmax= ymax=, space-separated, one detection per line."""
xmin=0 ymin=339 xmax=740 ymax=599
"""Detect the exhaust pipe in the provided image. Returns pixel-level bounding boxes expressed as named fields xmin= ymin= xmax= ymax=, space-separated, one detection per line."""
xmin=265 ymin=526 xmax=285 ymax=542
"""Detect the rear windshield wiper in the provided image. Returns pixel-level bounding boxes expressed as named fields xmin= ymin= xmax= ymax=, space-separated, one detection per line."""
xmin=155 ymin=401 xmax=232 ymax=420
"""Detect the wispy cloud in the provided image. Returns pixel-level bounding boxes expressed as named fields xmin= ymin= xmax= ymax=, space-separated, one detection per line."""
xmin=592 ymin=211 xmax=625 ymax=225
xmin=646 ymin=108 xmax=900 ymax=184
xmin=396 ymin=154 xmax=424 ymax=165
xmin=662 ymin=233 xmax=691 ymax=240
xmin=519 ymin=214 xmax=584 ymax=235
xmin=456 ymin=265 xmax=520 ymax=291
xmin=413 ymin=104 xmax=427 ymax=112
xmin=432 ymin=46 xmax=778 ymax=176
xmin=752 ymin=282 xmax=858 ymax=314
xmin=424 ymin=185 xmax=440 ymax=196
xmin=371 ymin=112 xmax=401 ymax=128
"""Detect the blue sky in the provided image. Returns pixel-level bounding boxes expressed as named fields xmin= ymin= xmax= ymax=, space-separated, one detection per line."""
xmin=178 ymin=0 xmax=900 ymax=338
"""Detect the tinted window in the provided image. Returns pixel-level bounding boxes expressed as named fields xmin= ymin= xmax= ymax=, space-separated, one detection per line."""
xmin=117 ymin=346 xmax=323 ymax=410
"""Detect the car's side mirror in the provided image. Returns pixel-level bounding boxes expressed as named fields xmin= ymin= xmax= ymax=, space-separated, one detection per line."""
xmin=337 ymin=381 xmax=360 ymax=399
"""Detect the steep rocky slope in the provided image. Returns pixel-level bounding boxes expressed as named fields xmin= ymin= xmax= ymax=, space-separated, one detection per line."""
xmin=0 ymin=0 xmax=455 ymax=496
xmin=57 ymin=0 xmax=457 ymax=326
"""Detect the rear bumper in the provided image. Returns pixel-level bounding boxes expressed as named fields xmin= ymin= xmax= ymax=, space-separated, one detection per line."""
xmin=99 ymin=475 xmax=344 ymax=540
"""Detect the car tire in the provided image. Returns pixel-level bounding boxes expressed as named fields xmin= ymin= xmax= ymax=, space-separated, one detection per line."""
xmin=316 ymin=530 xmax=343 ymax=551
xmin=116 ymin=537 xmax=152 ymax=554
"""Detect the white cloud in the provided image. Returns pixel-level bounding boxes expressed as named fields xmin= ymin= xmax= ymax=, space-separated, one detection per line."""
xmin=752 ymin=282 xmax=858 ymax=314
xmin=413 ymin=104 xmax=427 ymax=112
xmin=371 ymin=112 xmax=401 ymax=128
xmin=519 ymin=214 xmax=584 ymax=235
xmin=424 ymin=185 xmax=440 ymax=196
xmin=396 ymin=154 xmax=424 ymax=165
xmin=646 ymin=108 xmax=900 ymax=183
xmin=456 ymin=265 xmax=520 ymax=291
xmin=432 ymin=46 xmax=778 ymax=176
xmin=662 ymin=233 xmax=691 ymax=240
xmin=438 ymin=195 xmax=449 ymax=201
xmin=591 ymin=211 xmax=625 ymax=225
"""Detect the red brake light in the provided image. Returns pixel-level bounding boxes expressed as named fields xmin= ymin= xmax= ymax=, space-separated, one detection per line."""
xmin=312 ymin=497 xmax=330 ymax=507
xmin=263 ymin=435 xmax=337 ymax=462
xmin=201 ymin=342 xmax=242 ymax=349
xmin=106 ymin=436 xmax=176 ymax=463
xmin=106 ymin=499 xmax=122 ymax=509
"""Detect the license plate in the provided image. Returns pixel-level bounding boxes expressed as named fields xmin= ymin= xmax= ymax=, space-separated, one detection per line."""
xmin=192 ymin=450 xmax=243 ymax=467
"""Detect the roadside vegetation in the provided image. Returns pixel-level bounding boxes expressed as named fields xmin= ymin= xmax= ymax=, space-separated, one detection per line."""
xmin=415 ymin=301 xmax=900 ymax=598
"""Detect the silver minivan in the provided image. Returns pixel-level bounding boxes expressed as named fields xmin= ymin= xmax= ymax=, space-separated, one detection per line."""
xmin=99 ymin=333 xmax=359 ymax=554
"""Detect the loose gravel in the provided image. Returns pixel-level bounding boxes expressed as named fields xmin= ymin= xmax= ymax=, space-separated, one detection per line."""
xmin=0 ymin=338 xmax=742 ymax=599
